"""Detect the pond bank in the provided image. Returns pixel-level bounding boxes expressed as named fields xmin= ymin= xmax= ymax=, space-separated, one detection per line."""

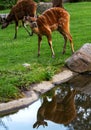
xmin=0 ymin=68 xmax=78 ymax=116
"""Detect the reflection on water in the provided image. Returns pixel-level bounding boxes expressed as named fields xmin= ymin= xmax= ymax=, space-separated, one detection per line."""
xmin=33 ymin=89 xmax=76 ymax=128
xmin=0 ymin=74 xmax=91 ymax=130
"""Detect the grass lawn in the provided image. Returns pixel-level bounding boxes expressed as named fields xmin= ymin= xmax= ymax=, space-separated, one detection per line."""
xmin=0 ymin=2 xmax=91 ymax=102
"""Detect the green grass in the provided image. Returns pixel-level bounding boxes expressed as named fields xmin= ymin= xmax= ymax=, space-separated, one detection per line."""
xmin=0 ymin=2 xmax=91 ymax=102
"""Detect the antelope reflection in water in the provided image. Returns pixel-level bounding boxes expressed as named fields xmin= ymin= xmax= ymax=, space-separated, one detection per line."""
xmin=33 ymin=89 xmax=77 ymax=128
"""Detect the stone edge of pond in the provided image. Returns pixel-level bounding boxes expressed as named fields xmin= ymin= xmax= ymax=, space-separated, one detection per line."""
xmin=0 ymin=68 xmax=78 ymax=116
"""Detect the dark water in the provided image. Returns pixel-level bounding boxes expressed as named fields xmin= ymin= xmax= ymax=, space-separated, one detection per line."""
xmin=0 ymin=74 xmax=91 ymax=130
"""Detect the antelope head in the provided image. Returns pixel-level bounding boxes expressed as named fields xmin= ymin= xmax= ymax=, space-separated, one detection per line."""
xmin=23 ymin=16 xmax=37 ymax=28
xmin=33 ymin=120 xmax=48 ymax=128
xmin=1 ymin=18 xmax=9 ymax=29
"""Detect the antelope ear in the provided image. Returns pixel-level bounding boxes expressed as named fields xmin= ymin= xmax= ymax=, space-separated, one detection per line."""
xmin=33 ymin=122 xmax=38 ymax=128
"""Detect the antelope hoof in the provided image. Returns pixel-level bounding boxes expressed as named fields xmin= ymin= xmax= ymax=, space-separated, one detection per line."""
xmin=29 ymin=33 xmax=33 ymax=36
xmin=29 ymin=32 xmax=33 ymax=36
xmin=62 ymin=51 xmax=65 ymax=55
xmin=38 ymin=53 xmax=40 ymax=57
xmin=72 ymin=50 xmax=75 ymax=55
xmin=52 ymin=55 xmax=55 ymax=58
xmin=14 ymin=36 xmax=17 ymax=39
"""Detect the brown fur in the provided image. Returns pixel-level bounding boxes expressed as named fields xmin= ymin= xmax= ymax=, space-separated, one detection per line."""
xmin=33 ymin=89 xmax=77 ymax=128
xmin=1 ymin=0 xmax=37 ymax=39
xmin=23 ymin=7 xmax=74 ymax=57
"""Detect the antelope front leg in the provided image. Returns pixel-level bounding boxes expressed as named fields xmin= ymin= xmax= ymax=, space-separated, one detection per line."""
xmin=23 ymin=21 xmax=33 ymax=36
xmin=38 ymin=35 xmax=42 ymax=57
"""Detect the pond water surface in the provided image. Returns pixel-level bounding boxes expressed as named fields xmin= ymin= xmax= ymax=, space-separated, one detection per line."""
xmin=0 ymin=74 xmax=91 ymax=130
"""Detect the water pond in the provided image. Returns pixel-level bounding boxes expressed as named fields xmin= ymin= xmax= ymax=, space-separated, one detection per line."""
xmin=0 ymin=74 xmax=91 ymax=130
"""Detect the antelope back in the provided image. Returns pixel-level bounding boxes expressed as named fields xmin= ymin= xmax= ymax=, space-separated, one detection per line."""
xmin=37 ymin=7 xmax=69 ymax=28
xmin=23 ymin=7 xmax=70 ymax=32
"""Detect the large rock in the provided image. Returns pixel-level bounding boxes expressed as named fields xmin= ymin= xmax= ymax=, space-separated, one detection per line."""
xmin=65 ymin=43 xmax=91 ymax=73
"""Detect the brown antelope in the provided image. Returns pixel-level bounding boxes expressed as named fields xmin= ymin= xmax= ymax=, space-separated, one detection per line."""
xmin=23 ymin=7 xmax=74 ymax=57
xmin=33 ymin=89 xmax=77 ymax=128
xmin=1 ymin=0 xmax=37 ymax=39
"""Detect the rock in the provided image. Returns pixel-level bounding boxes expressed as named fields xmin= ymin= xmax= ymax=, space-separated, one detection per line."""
xmin=37 ymin=2 xmax=52 ymax=14
xmin=52 ymin=69 xmax=77 ymax=85
xmin=65 ymin=43 xmax=91 ymax=73
xmin=33 ymin=81 xmax=54 ymax=94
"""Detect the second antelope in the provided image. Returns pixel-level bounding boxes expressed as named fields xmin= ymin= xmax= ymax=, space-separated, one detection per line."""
xmin=24 ymin=7 xmax=74 ymax=57
xmin=1 ymin=0 xmax=37 ymax=39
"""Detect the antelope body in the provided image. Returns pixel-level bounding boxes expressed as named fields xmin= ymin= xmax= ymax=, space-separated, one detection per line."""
xmin=24 ymin=7 xmax=74 ymax=57
xmin=1 ymin=0 xmax=37 ymax=39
